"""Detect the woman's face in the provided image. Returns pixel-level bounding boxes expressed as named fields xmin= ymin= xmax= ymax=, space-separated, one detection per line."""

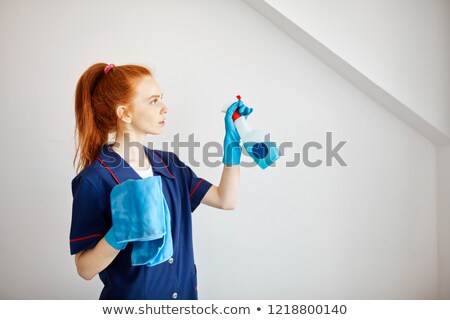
xmin=121 ymin=75 xmax=168 ymax=135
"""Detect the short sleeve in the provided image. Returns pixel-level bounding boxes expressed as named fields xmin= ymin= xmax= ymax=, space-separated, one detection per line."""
xmin=173 ymin=154 xmax=213 ymax=212
xmin=186 ymin=166 xmax=213 ymax=212
xmin=69 ymin=175 xmax=108 ymax=255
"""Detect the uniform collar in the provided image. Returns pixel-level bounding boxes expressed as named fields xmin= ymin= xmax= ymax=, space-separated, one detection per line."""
xmin=144 ymin=146 xmax=175 ymax=179
xmin=97 ymin=144 xmax=175 ymax=183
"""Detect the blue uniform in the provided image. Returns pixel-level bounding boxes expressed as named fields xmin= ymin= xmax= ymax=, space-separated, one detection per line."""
xmin=69 ymin=144 xmax=212 ymax=299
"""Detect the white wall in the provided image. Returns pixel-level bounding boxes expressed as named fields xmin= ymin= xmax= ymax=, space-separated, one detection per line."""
xmin=0 ymin=0 xmax=441 ymax=299
xmin=264 ymin=0 xmax=450 ymax=138
xmin=438 ymin=146 xmax=450 ymax=298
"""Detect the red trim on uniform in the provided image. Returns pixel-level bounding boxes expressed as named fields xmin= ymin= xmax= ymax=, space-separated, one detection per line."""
xmin=151 ymin=150 xmax=175 ymax=179
xmin=70 ymin=233 xmax=103 ymax=243
xmin=189 ymin=179 xmax=204 ymax=198
xmin=96 ymin=157 xmax=121 ymax=184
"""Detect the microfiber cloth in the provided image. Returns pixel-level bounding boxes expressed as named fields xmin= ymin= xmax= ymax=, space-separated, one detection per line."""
xmin=110 ymin=176 xmax=173 ymax=267
xmin=132 ymin=197 xmax=173 ymax=267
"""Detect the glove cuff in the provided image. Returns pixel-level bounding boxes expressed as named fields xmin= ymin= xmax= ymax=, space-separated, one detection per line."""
xmin=223 ymin=140 xmax=242 ymax=165
xmin=105 ymin=227 xmax=127 ymax=250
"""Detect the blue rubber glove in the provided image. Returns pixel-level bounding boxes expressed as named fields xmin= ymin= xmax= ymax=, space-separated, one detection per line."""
xmin=104 ymin=227 xmax=127 ymax=250
xmin=223 ymin=99 xmax=254 ymax=165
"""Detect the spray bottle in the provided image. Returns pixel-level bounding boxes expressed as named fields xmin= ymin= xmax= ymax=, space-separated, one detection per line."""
xmin=222 ymin=95 xmax=280 ymax=169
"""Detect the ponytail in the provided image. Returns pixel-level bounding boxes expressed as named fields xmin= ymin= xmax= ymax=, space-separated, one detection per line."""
xmin=73 ymin=63 xmax=152 ymax=173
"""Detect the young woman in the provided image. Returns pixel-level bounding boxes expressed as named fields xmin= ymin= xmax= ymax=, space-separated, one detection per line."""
xmin=69 ymin=63 xmax=252 ymax=299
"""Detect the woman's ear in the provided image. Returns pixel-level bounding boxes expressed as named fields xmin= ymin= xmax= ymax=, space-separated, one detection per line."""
xmin=116 ymin=105 xmax=132 ymax=124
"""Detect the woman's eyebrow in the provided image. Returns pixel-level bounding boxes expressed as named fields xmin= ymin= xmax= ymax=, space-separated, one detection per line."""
xmin=147 ymin=93 xmax=163 ymax=100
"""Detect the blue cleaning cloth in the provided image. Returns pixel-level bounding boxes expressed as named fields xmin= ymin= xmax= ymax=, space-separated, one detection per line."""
xmin=110 ymin=176 xmax=173 ymax=267
xmin=132 ymin=197 xmax=173 ymax=267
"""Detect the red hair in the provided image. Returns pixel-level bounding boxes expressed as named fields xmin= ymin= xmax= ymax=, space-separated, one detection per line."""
xmin=73 ymin=63 xmax=152 ymax=173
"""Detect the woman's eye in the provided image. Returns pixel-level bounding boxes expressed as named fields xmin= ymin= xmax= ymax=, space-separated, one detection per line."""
xmin=150 ymin=95 xmax=163 ymax=105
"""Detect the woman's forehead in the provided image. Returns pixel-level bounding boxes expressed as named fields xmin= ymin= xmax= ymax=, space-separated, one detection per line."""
xmin=135 ymin=76 xmax=161 ymax=97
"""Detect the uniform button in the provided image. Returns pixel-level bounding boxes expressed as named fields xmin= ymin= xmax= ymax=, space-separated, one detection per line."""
xmin=168 ymin=257 xmax=174 ymax=264
xmin=172 ymin=292 xmax=178 ymax=299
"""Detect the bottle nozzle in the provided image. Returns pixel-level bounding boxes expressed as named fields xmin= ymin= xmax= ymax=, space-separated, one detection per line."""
xmin=232 ymin=95 xmax=242 ymax=121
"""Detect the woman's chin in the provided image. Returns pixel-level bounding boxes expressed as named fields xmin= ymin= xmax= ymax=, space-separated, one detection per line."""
xmin=148 ymin=128 xmax=164 ymax=135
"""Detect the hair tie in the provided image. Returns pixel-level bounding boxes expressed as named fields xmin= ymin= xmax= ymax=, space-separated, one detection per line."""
xmin=104 ymin=64 xmax=115 ymax=75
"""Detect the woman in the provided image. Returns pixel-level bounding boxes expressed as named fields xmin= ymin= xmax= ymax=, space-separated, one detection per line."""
xmin=69 ymin=63 xmax=252 ymax=299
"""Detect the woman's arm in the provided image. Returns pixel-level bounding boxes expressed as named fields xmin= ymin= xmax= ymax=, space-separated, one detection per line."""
xmin=201 ymin=98 xmax=253 ymax=210
xmin=74 ymin=238 xmax=121 ymax=280
xmin=201 ymin=165 xmax=239 ymax=210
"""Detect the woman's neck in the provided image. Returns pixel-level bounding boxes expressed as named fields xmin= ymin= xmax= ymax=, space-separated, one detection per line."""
xmin=111 ymin=132 xmax=151 ymax=170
